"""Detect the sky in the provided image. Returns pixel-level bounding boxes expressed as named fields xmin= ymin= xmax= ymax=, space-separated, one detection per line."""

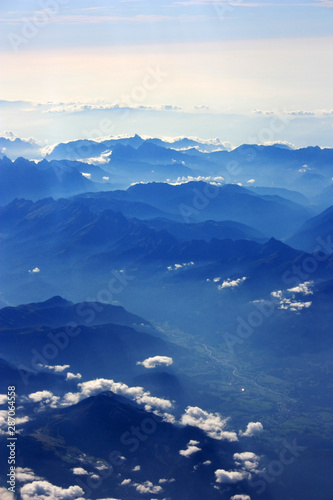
xmin=0 ymin=0 xmax=333 ymax=147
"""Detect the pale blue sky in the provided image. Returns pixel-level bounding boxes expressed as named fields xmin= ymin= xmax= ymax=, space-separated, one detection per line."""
xmin=0 ymin=0 xmax=332 ymax=146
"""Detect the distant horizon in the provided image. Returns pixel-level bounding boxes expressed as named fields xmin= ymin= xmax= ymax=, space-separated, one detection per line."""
xmin=1 ymin=1 xmax=333 ymax=148
xmin=1 ymin=98 xmax=333 ymax=151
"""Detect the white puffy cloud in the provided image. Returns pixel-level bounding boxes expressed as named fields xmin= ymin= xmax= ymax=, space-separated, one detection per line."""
xmin=234 ymin=452 xmax=260 ymax=473
xmin=179 ymin=440 xmax=201 ymax=457
xmin=81 ymin=172 xmax=92 ymax=179
xmin=218 ymin=277 xmax=247 ymax=289
xmin=66 ymin=372 xmax=82 ymax=381
xmin=180 ymin=406 xmax=238 ymax=441
xmin=137 ymin=394 xmax=173 ymax=411
xmin=159 ymin=478 xmax=175 ymax=484
xmin=0 ymin=487 xmax=14 ymax=500
xmin=133 ymin=481 xmax=163 ymax=494
xmin=247 ymin=179 xmax=255 ymax=184
xmin=230 ymin=495 xmax=251 ymax=500
xmin=16 ymin=468 xmax=42 ymax=483
xmin=38 ymin=364 xmax=70 ymax=373
xmin=159 ymin=412 xmax=176 ymax=423
xmin=263 ymin=140 xmax=296 ymax=149
xmin=28 ymin=267 xmax=40 ymax=273
xmin=94 ymin=462 xmax=109 ymax=471
xmin=77 ymin=150 xmax=112 ymax=166
xmin=72 ymin=468 xmax=89 ymax=476
xmin=137 ymin=356 xmax=173 ymax=369
xmin=132 ymin=465 xmax=141 ymax=472
xmin=271 ymin=290 xmax=283 ymax=299
xmin=0 ymin=394 xmax=7 ymax=405
xmin=28 ymin=391 xmax=60 ymax=408
xmin=215 ymin=469 xmax=249 ymax=484
xmin=121 ymin=479 xmax=131 ymax=486
xmin=17 ymin=416 xmax=30 ymax=426
xmin=239 ymin=422 xmax=264 ymax=437
xmin=20 ymin=481 xmax=84 ymax=499
xmin=62 ymin=392 xmax=82 ymax=406
xmin=62 ymin=378 xmax=173 ymax=415
xmin=287 ymin=281 xmax=313 ymax=295
xmin=28 ymin=391 xmax=53 ymax=402
xmin=0 ymin=411 xmax=29 ymax=434
xmin=270 ymin=289 xmax=312 ymax=312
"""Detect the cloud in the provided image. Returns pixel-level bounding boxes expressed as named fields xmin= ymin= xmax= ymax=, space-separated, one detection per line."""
xmin=218 ymin=277 xmax=247 ymax=289
xmin=159 ymin=478 xmax=175 ymax=484
xmin=63 ymin=378 xmax=173 ymax=415
xmin=43 ymin=102 xmax=182 ymax=115
xmin=167 ymin=175 xmax=225 ymax=186
xmin=28 ymin=390 xmax=60 ymax=408
xmin=230 ymin=495 xmax=252 ymax=500
xmin=28 ymin=267 xmax=40 ymax=273
xmin=287 ymin=281 xmax=313 ymax=295
xmin=81 ymin=172 xmax=91 ymax=179
xmin=62 ymin=392 xmax=82 ymax=406
xmin=0 ymin=395 xmax=7 ymax=405
xmin=20 ymin=481 xmax=84 ymax=500
xmin=0 ymin=411 xmax=29 ymax=433
xmin=180 ymin=406 xmax=238 ymax=441
xmin=15 ymin=468 xmax=42 ymax=483
xmin=133 ymin=481 xmax=163 ymax=494
xmin=233 ymin=452 xmax=261 ymax=473
xmin=239 ymin=422 xmax=264 ymax=437
xmin=263 ymin=140 xmax=296 ymax=149
xmin=167 ymin=262 xmax=194 ymax=271
xmin=137 ymin=356 xmax=174 ymax=369
xmin=72 ymin=468 xmax=89 ymax=476
xmin=38 ymin=364 xmax=70 ymax=373
xmin=0 ymin=488 xmax=14 ymax=500
xmin=132 ymin=465 xmax=141 ymax=471
xmin=214 ymin=469 xmax=249 ymax=484
xmin=66 ymin=372 xmax=82 ymax=381
xmin=271 ymin=289 xmax=312 ymax=311
xmin=121 ymin=479 xmax=132 ymax=486
xmin=247 ymin=179 xmax=255 ymax=184
xmin=78 ymin=150 xmax=112 ymax=166
xmin=284 ymin=301 xmax=312 ymax=311
xmin=179 ymin=440 xmax=201 ymax=457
